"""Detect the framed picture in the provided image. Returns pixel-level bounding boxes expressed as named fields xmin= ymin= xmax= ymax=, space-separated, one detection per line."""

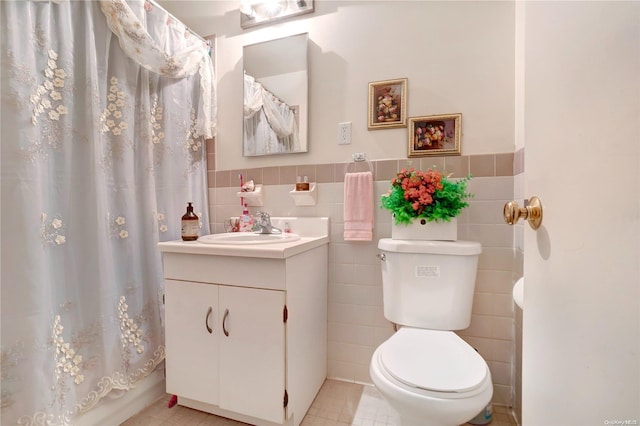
xmin=368 ymin=78 xmax=407 ymax=130
xmin=408 ymin=113 xmax=462 ymax=157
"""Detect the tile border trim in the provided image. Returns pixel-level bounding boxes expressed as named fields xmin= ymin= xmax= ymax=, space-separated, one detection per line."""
xmin=209 ymin=152 xmax=518 ymax=188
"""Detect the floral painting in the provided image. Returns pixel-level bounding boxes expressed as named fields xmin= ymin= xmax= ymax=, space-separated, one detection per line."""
xmin=408 ymin=113 xmax=462 ymax=157
xmin=368 ymin=78 xmax=407 ymax=129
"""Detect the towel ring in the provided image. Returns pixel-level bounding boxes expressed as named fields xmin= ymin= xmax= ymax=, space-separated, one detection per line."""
xmin=346 ymin=153 xmax=374 ymax=174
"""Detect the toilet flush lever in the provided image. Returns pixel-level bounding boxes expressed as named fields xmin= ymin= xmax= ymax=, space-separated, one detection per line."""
xmin=377 ymin=253 xmax=386 ymax=261
xmin=503 ymin=196 xmax=543 ymax=230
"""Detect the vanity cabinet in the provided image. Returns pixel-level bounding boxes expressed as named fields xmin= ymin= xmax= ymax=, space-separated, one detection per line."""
xmin=159 ymin=220 xmax=329 ymax=426
xmin=165 ymin=280 xmax=286 ymax=423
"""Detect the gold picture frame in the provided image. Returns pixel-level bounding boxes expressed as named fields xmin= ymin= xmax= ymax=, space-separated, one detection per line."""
xmin=408 ymin=113 xmax=462 ymax=157
xmin=368 ymin=78 xmax=407 ymax=130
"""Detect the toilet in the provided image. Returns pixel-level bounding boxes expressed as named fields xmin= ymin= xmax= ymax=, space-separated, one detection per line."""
xmin=370 ymin=238 xmax=493 ymax=426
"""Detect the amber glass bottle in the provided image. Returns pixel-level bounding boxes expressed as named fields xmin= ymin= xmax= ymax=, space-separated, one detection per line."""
xmin=181 ymin=202 xmax=199 ymax=241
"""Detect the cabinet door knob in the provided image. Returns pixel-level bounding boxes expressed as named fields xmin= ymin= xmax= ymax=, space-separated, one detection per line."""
xmin=205 ymin=307 xmax=213 ymax=334
xmin=503 ymin=196 xmax=543 ymax=230
xmin=223 ymin=309 xmax=230 ymax=337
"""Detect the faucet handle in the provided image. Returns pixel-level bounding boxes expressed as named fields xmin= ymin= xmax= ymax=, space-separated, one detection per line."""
xmin=252 ymin=211 xmax=281 ymax=234
xmin=255 ymin=211 xmax=270 ymax=221
xmin=254 ymin=211 xmax=273 ymax=228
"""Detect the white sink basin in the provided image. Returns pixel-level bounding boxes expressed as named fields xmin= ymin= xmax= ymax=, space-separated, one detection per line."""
xmin=159 ymin=217 xmax=329 ymax=259
xmin=198 ymin=232 xmax=301 ymax=245
xmin=513 ymin=277 xmax=524 ymax=310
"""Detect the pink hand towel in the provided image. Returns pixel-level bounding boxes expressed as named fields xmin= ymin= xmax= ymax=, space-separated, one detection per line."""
xmin=343 ymin=171 xmax=374 ymax=241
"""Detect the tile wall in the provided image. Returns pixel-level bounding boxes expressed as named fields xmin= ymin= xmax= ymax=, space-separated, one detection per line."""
xmin=206 ymin=144 xmax=518 ymax=406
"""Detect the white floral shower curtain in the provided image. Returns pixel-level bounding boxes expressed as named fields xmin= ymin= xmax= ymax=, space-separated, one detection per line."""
xmin=0 ymin=0 xmax=214 ymax=424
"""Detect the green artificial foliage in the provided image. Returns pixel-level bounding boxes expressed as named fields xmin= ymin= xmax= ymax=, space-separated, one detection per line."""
xmin=380 ymin=168 xmax=473 ymax=225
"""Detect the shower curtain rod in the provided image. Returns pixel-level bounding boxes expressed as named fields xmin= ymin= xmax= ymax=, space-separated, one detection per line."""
xmin=146 ymin=0 xmax=211 ymax=46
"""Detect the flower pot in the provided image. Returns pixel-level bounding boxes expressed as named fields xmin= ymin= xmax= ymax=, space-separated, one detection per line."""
xmin=391 ymin=217 xmax=457 ymax=241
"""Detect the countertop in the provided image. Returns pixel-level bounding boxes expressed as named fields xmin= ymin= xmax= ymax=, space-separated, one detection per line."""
xmin=158 ymin=235 xmax=329 ymax=259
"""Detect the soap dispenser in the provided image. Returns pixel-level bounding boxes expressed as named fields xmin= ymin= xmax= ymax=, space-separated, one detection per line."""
xmin=181 ymin=202 xmax=199 ymax=241
xmin=238 ymin=204 xmax=254 ymax=232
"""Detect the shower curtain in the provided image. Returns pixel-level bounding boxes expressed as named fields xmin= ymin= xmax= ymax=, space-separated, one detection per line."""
xmin=0 ymin=0 xmax=214 ymax=424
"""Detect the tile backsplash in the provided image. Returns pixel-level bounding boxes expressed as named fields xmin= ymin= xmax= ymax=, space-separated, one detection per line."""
xmin=208 ymin=153 xmax=516 ymax=406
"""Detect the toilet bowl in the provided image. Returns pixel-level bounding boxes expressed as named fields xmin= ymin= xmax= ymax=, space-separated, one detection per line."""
xmin=373 ymin=238 xmax=492 ymax=425
xmin=370 ymin=327 xmax=493 ymax=426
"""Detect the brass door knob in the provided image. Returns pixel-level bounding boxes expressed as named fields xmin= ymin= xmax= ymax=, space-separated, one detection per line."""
xmin=503 ymin=196 xmax=543 ymax=230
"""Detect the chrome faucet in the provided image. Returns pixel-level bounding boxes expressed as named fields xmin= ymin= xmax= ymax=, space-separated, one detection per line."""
xmin=253 ymin=211 xmax=282 ymax=234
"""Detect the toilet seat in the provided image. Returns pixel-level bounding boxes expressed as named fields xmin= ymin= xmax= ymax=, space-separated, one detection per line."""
xmin=379 ymin=327 xmax=488 ymax=394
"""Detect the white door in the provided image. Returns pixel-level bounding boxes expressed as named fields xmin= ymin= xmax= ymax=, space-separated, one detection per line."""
xmin=165 ymin=279 xmax=219 ymax=405
xmin=219 ymin=285 xmax=286 ymax=423
xmin=522 ymin=2 xmax=639 ymax=425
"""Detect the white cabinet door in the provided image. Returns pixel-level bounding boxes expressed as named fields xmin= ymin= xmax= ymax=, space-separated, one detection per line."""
xmin=219 ymin=286 xmax=286 ymax=424
xmin=165 ymin=279 xmax=219 ymax=406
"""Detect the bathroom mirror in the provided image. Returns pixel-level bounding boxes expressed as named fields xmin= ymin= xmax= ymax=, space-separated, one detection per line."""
xmin=243 ymin=33 xmax=308 ymax=156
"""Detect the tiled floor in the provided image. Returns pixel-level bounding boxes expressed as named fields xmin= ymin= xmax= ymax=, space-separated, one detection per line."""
xmin=121 ymin=379 xmax=517 ymax=426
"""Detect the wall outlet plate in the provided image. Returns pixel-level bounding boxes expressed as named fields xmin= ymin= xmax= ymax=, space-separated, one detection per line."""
xmin=338 ymin=122 xmax=351 ymax=145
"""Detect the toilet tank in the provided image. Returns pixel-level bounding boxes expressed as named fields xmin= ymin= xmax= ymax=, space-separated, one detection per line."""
xmin=378 ymin=238 xmax=482 ymax=330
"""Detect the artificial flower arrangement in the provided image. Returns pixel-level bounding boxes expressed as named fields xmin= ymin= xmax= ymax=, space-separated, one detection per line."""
xmin=381 ymin=167 xmax=472 ymax=225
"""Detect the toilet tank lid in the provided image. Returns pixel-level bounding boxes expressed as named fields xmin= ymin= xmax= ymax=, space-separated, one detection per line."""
xmin=378 ymin=238 xmax=481 ymax=255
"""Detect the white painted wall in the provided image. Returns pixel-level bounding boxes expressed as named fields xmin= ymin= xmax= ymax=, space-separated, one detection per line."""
xmin=160 ymin=0 xmax=516 ymax=169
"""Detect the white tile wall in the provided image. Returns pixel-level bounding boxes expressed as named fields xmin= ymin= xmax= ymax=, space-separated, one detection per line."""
xmin=211 ymin=176 xmax=517 ymax=405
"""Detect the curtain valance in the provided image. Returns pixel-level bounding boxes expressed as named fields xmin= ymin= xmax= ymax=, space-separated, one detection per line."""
xmin=100 ymin=0 xmax=215 ymax=138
